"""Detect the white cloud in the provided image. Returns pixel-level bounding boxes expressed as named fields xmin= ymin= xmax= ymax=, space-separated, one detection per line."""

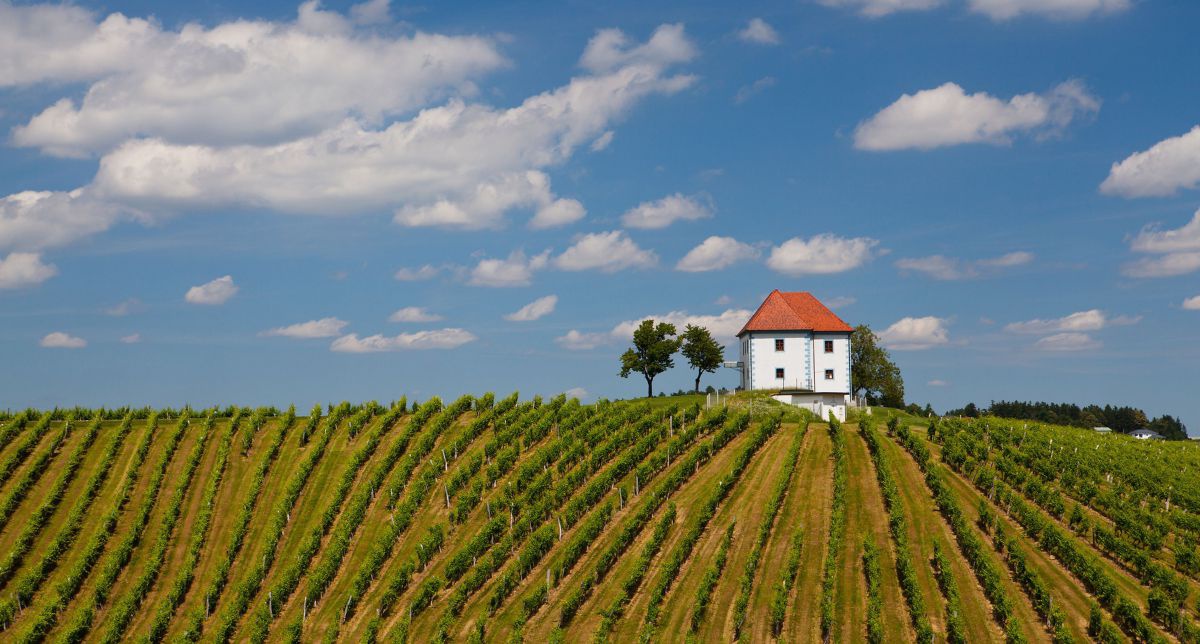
xmin=611 ymin=309 xmax=753 ymax=340
xmin=620 ymin=194 xmax=712 ymax=229
xmin=1005 ymin=309 xmax=1139 ymax=334
xmin=262 ymin=317 xmax=349 ymax=338
xmin=766 ymin=234 xmax=879 ymax=276
xmin=349 ymin=0 xmax=391 ymax=24
xmin=590 ymin=131 xmax=615 ymax=152
xmin=185 ymin=275 xmax=238 ymax=305
xmin=394 ymin=264 xmax=441 ymax=281
xmin=79 ymin=26 xmax=695 ymax=230
xmin=388 ymin=307 xmax=443 ymax=323
xmin=579 ymin=23 xmax=697 ymax=73
xmin=735 ymin=76 xmax=777 ymax=105
xmin=737 ymin=18 xmax=780 ymax=45
xmin=676 ymin=236 xmax=759 ymax=272
xmin=120 ymin=333 xmax=141 ymax=344
xmin=896 ymin=250 xmax=1033 ymax=280
xmin=563 ymin=387 xmax=589 ymax=400
xmin=0 ymin=252 xmax=58 ymax=289
xmin=854 ymin=81 xmax=1099 ymax=151
xmin=104 ymin=298 xmax=144 ymax=316
xmin=7 ymin=2 xmax=506 ymax=157
xmin=555 ymin=330 xmax=612 ymax=351
xmin=1183 ymin=295 xmax=1200 ymax=311
xmin=40 ymin=331 xmax=86 ymax=349
xmin=557 ymin=307 xmax=752 ymax=351
xmin=1034 ymin=332 xmax=1101 ymax=352
xmin=470 ymin=250 xmax=550 ymax=287
xmin=928 ymin=379 xmax=950 ymax=387
xmin=817 ymin=0 xmax=943 ymax=18
xmin=879 ymin=316 xmax=950 ymax=350
xmin=331 ymin=328 xmax=476 ymax=352
xmin=555 ymin=231 xmax=657 ymax=272
xmin=1102 ymin=127 xmax=1200 ymax=198
xmin=826 ymin=296 xmax=857 ymax=309
xmin=505 ymin=295 xmax=557 ymax=321
xmin=1122 ymin=210 xmax=1200 ymax=278
xmin=969 ymin=0 xmax=1130 ymax=21
xmin=0 ymin=189 xmax=127 ymax=252
xmin=528 ymin=198 xmax=586 ymax=230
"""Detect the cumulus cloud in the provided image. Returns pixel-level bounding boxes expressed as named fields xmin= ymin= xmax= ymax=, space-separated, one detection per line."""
xmin=120 ymin=333 xmax=142 ymax=344
xmin=1005 ymin=309 xmax=1139 ymax=334
xmin=735 ymin=77 xmax=777 ymax=105
xmin=505 ymin=295 xmax=557 ymax=321
xmin=968 ymin=0 xmax=1130 ymax=21
xmin=1034 ymin=332 xmax=1101 ymax=352
xmin=470 ymin=250 xmax=550 ymax=287
xmin=388 ymin=307 xmax=442 ymax=323
xmin=0 ymin=252 xmax=58 ymax=289
xmin=578 ymin=23 xmax=697 ymax=73
xmin=854 ymin=81 xmax=1099 ymax=151
xmin=1183 ymin=295 xmax=1200 ymax=310
xmin=895 ymin=250 xmax=1033 ymax=280
xmin=6 ymin=2 xmax=506 ymax=156
xmin=557 ymin=307 xmax=753 ymax=351
xmin=1102 ymin=127 xmax=1200 ymax=198
xmin=104 ymin=297 xmax=144 ymax=316
xmin=0 ymin=189 xmax=127 ymax=252
xmin=555 ymin=231 xmax=657 ymax=272
xmin=817 ymin=0 xmax=943 ymax=18
xmin=878 ymin=316 xmax=950 ymax=350
xmin=40 ymin=331 xmax=86 ymax=349
xmin=528 ymin=198 xmax=586 ymax=230
xmin=1122 ymin=210 xmax=1200 ymax=278
xmin=185 ymin=275 xmax=238 ymax=305
xmin=737 ymin=18 xmax=780 ymax=45
xmin=555 ymin=330 xmax=612 ymax=351
xmin=676 ymin=236 xmax=760 ymax=272
xmin=620 ymin=194 xmax=712 ymax=229
xmin=261 ymin=317 xmax=349 ymax=338
xmin=331 ymin=328 xmax=477 ymax=352
xmin=766 ymin=234 xmax=879 ymax=276
xmin=394 ymin=264 xmax=441 ymax=281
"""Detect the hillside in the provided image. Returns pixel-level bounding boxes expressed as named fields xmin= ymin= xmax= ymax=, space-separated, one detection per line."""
xmin=0 ymin=394 xmax=1198 ymax=643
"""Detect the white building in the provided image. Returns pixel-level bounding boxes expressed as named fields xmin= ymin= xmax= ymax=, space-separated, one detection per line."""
xmin=737 ymin=290 xmax=853 ymax=421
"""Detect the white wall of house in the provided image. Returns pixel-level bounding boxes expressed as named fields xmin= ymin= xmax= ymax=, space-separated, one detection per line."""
xmin=741 ymin=331 xmax=851 ymax=395
xmin=772 ymin=392 xmax=849 ymax=422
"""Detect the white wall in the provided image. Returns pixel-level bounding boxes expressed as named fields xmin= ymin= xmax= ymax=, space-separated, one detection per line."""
xmin=741 ymin=330 xmax=851 ymax=394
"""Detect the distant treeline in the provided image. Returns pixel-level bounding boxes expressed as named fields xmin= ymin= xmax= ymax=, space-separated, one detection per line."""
xmin=944 ymin=400 xmax=1188 ymax=440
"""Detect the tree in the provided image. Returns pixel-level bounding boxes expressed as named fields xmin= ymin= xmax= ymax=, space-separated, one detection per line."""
xmin=850 ymin=325 xmax=905 ymax=407
xmin=680 ymin=324 xmax=724 ymax=393
xmin=619 ymin=320 xmax=682 ymax=398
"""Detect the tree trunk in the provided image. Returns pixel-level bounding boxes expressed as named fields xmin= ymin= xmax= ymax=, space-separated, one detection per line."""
xmin=645 ymin=374 xmax=654 ymax=398
xmin=694 ymin=369 xmax=702 ymax=394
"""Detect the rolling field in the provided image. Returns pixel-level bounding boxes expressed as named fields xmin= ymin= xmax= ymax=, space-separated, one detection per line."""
xmin=0 ymin=394 xmax=1198 ymax=643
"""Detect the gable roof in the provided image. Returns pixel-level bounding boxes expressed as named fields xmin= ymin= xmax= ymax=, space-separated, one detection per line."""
xmin=737 ymin=290 xmax=853 ymax=336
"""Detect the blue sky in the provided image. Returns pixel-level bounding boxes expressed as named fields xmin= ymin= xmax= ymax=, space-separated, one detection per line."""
xmin=1 ymin=0 xmax=1197 ymax=432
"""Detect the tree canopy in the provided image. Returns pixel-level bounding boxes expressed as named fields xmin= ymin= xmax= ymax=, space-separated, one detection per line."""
xmin=680 ymin=324 xmax=724 ymax=393
xmin=619 ymin=320 xmax=683 ymax=398
xmin=850 ymin=324 xmax=905 ymax=408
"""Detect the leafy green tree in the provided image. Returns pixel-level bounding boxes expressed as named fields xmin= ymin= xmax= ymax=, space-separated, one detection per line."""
xmin=619 ymin=320 xmax=682 ymax=398
xmin=680 ymin=324 xmax=724 ymax=393
xmin=850 ymin=325 xmax=905 ymax=407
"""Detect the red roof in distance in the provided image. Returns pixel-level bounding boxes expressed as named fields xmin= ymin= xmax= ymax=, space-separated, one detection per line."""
xmin=737 ymin=290 xmax=853 ymax=336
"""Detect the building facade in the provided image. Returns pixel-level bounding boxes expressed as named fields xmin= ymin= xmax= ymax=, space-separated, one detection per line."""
xmin=738 ymin=290 xmax=852 ymax=421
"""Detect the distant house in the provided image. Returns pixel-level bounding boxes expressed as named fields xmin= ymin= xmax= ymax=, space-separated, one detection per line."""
xmin=1093 ymin=426 xmax=1113 ymax=434
xmin=737 ymin=290 xmax=852 ymax=421
xmin=1130 ymin=428 xmax=1164 ymax=440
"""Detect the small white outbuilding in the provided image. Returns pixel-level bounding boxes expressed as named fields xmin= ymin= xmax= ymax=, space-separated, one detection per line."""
xmin=736 ymin=290 xmax=852 ymax=421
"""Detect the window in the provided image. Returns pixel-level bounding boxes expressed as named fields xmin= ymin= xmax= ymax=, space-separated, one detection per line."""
xmin=824 ymin=340 xmax=834 ymax=353
xmin=775 ymin=339 xmax=785 ymax=352
xmin=775 ymin=368 xmax=785 ymax=379
xmin=824 ymin=369 xmax=835 ymax=380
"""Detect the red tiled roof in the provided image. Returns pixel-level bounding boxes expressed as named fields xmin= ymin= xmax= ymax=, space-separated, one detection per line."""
xmin=737 ymin=290 xmax=853 ymax=336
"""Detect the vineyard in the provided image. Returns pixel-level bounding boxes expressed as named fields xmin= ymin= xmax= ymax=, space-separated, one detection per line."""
xmin=0 ymin=393 xmax=1198 ymax=643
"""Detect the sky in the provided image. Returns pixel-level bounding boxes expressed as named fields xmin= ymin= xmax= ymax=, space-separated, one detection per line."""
xmin=0 ymin=0 xmax=1197 ymax=432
